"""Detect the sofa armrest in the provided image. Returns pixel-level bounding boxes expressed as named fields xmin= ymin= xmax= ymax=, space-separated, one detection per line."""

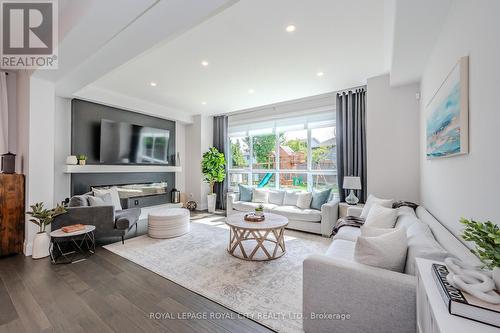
xmin=346 ymin=206 xmax=363 ymax=217
xmin=320 ymin=199 xmax=339 ymax=237
xmin=226 ymin=192 xmax=237 ymax=215
xmin=303 ymin=255 xmax=416 ymax=333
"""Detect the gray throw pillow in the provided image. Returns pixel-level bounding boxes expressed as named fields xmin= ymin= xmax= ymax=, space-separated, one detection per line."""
xmin=310 ymin=188 xmax=332 ymax=210
xmin=69 ymin=195 xmax=90 ymax=207
xmin=88 ymin=193 xmax=112 ymax=207
xmin=238 ymin=184 xmax=253 ymax=202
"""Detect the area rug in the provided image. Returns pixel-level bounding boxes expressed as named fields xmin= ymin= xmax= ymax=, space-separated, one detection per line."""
xmin=103 ymin=215 xmax=332 ymax=332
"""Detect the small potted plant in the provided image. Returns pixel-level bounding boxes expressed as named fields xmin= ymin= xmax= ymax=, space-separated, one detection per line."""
xmin=461 ymin=218 xmax=500 ymax=290
xmin=27 ymin=202 xmax=67 ymax=259
xmin=201 ymin=147 xmax=226 ymax=213
xmin=255 ymin=204 xmax=264 ymax=216
xmin=77 ymin=155 xmax=88 ymax=165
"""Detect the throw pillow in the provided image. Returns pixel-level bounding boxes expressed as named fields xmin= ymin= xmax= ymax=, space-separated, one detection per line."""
xmin=360 ymin=194 xmax=394 ymax=219
xmin=310 ymin=188 xmax=332 ymax=210
xmin=354 ymin=228 xmax=408 ymax=272
xmin=268 ymin=190 xmax=285 ymax=205
xmin=238 ymin=184 xmax=253 ymax=202
xmin=252 ymin=189 xmax=269 ymax=203
xmin=296 ymin=192 xmax=313 ymax=209
xmin=360 ymin=226 xmax=395 ymax=237
xmin=69 ymin=195 xmax=90 ymax=207
xmin=363 ymin=204 xmax=398 ymax=228
xmin=283 ymin=191 xmax=300 ymax=206
xmin=88 ymin=193 xmax=112 ymax=207
xmin=92 ymin=186 xmax=122 ymax=211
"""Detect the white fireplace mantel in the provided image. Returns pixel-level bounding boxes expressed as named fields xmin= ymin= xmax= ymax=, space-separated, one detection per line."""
xmin=63 ymin=164 xmax=182 ymax=174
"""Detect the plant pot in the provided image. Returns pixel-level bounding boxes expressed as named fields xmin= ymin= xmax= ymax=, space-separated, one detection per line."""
xmin=32 ymin=232 xmax=50 ymax=259
xmin=78 ymin=160 xmax=86 ymax=165
xmin=493 ymin=267 xmax=500 ymax=292
xmin=255 ymin=210 xmax=264 ymax=216
xmin=207 ymin=193 xmax=216 ymax=213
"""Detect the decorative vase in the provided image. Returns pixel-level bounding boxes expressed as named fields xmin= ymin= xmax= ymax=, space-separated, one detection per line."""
xmin=207 ymin=193 xmax=216 ymax=213
xmin=78 ymin=159 xmax=86 ymax=165
xmin=32 ymin=232 xmax=50 ymax=259
xmin=493 ymin=267 xmax=500 ymax=292
xmin=66 ymin=155 xmax=78 ymax=165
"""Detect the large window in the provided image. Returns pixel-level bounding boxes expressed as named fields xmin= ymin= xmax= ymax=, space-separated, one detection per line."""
xmin=228 ymin=113 xmax=337 ymax=195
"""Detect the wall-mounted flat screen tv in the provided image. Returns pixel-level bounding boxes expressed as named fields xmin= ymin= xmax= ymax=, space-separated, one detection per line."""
xmin=100 ymin=119 xmax=170 ymax=164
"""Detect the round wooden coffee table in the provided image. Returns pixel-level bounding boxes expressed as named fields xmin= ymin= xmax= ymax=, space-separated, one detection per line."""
xmin=226 ymin=213 xmax=288 ymax=261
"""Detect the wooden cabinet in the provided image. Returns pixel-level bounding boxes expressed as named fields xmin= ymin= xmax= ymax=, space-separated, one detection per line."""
xmin=0 ymin=174 xmax=25 ymax=256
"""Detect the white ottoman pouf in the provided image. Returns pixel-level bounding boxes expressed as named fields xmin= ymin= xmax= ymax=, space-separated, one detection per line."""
xmin=148 ymin=208 xmax=190 ymax=239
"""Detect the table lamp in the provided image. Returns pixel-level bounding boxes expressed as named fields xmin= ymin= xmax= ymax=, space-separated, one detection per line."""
xmin=343 ymin=176 xmax=361 ymax=205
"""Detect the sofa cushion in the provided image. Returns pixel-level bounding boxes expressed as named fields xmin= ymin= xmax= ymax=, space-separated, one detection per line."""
xmin=238 ymin=184 xmax=253 ymax=202
xmin=354 ymin=228 xmax=408 ymax=272
xmin=360 ymin=194 xmax=394 ymax=219
xmin=272 ymin=205 xmax=321 ymax=222
xmin=283 ymin=191 xmax=300 ymax=206
xmin=296 ymin=192 xmax=313 ymax=209
xmin=252 ymin=189 xmax=269 ymax=203
xmin=310 ymin=188 xmax=332 ymax=210
xmin=69 ymin=195 xmax=90 ymax=207
xmin=404 ymin=222 xmax=450 ymax=275
xmin=268 ymin=190 xmax=285 ymax=205
xmin=233 ymin=201 xmax=277 ymax=212
xmin=395 ymin=212 xmax=420 ymax=230
xmin=363 ymin=204 xmax=398 ymax=228
xmin=325 ymin=239 xmax=356 ymax=261
xmin=88 ymin=193 xmax=112 ymax=207
xmin=360 ymin=226 xmax=395 ymax=237
xmin=334 ymin=226 xmax=361 ymax=242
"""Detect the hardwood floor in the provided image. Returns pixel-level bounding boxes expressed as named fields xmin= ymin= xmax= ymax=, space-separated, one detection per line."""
xmin=0 ymin=248 xmax=274 ymax=333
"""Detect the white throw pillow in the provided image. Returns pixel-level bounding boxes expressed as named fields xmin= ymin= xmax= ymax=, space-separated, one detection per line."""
xmin=93 ymin=186 xmax=122 ymax=211
xmin=252 ymin=189 xmax=269 ymax=203
xmin=296 ymin=192 xmax=313 ymax=209
xmin=88 ymin=193 xmax=112 ymax=207
xmin=360 ymin=194 xmax=394 ymax=219
xmin=283 ymin=191 xmax=300 ymax=206
xmin=354 ymin=228 xmax=408 ymax=272
xmin=268 ymin=190 xmax=285 ymax=205
xmin=364 ymin=204 xmax=398 ymax=228
xmin=360 ymin=226 xmax=395 ymax=237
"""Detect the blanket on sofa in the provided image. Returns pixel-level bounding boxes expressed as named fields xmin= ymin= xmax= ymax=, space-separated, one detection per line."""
xmin=332 ymin=216 xmax=365 ymax=234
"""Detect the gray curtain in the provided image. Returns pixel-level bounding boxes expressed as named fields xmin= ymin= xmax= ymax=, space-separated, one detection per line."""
xmin=336 ymin=88 xmax=367 ymax=203
xmin=213 ymin=115 xmax=228 ymax=209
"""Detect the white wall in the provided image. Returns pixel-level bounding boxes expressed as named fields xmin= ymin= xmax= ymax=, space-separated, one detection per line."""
xmin=175 ymin=121 xmax=186 ymax=192
xmin=367 ymin=74 xmax=420 ymax=202
xmin=5 ymin=72 xmax=17 ymax=153
xmin=184 ymin=115 xmax=213 ymax=210
xmin=53 ymin=97 xmax=72 ymax=204
xmin=24 ymin=77 xmax=56 ymax=255
xmin=419 ymin=0 xmax=500 ymax=236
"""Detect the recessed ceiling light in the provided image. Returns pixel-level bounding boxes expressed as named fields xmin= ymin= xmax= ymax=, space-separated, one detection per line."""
xmin=201 ymin=60 xmax=209 ymax=67
xmin=248 ymin=89 xmax=255 ymax=94
xmin=316 ymin=72 xmax=324 ymax=77
xmin=150 ymin=82 xmax=157 ymax=87
xmin=286 ymin=25 xmax=296 ymax=32
xmin=201 ymin=101 xmax=207 ymax=105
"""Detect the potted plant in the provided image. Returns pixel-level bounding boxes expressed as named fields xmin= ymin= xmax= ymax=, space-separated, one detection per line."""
xmin=27 ymin=202 xmax=67 ymax=259
xmin=255 ymin=204 xmax=264 ymax=216
xmin=77 ymin=154 xmax=87 ymax=165
xmin=201 ymin=147 xmax=226 ymax=213
xmin=461 ymin=218 xmax=500 ymax=290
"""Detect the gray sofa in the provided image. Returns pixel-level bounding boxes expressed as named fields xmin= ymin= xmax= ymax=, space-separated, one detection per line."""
xmin=52 ymin=194 xmax=141 ymax=244
xmin=303 ymin=205 xmax=479 ymax=333
xmin=227 ymin=191 xmax=339 ymax=237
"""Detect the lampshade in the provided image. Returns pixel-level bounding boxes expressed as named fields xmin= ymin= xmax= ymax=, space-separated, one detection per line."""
xmin=343 ymin=176 xmax=361 ymax=190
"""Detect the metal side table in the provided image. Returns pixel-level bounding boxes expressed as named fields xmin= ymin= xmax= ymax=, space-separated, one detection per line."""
xmin=49 ymin=225 xmax=96 ymax=264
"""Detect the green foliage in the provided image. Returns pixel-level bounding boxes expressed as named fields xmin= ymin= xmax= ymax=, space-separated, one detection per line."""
xmin=255 ymin=204 xmax=264 ymax=212
xmin=27 ymin=202 xmax=67 ymax=233
xmin=252 ymin=134 xmax=276 ymax=168
xmin=231 ymin=139 xmax=247 ymax=167
xmin=312 ymin=146 xmax=331 ymax=164
xmin=286 ymin=139 xmax=307 ymax=154
xmin=461 ymin=218 xmax=500 ymax=269
xmin=77 ymin=155 xmax=87 ymax=161
xmin=201 ymin=147 xmax=226 ymax=194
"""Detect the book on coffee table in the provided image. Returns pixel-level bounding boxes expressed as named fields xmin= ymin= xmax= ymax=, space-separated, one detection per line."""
xmin=432 ymin=263 xmax=500 ymax=328
xmin=61 ymin=224 xmax=86 ymax=233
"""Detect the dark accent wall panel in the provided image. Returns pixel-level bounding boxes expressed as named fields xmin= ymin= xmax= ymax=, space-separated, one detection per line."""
xmin=71 ymin=99 xmax=176 ymax=165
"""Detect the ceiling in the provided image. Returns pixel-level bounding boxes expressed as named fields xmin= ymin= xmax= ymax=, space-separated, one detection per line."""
xmin=82 ymin=0 xmax=386 ymax=116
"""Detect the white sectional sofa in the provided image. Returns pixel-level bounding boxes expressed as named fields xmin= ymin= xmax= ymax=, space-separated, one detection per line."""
xmin=227 ymin=190 xmax=339 ymax=237
xmin=302 ymin=204 xmax=480 ymax=333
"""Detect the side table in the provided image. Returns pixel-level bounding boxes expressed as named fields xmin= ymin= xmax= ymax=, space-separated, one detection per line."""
xmin=49 ymin=225 xmax=96 ymax=264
